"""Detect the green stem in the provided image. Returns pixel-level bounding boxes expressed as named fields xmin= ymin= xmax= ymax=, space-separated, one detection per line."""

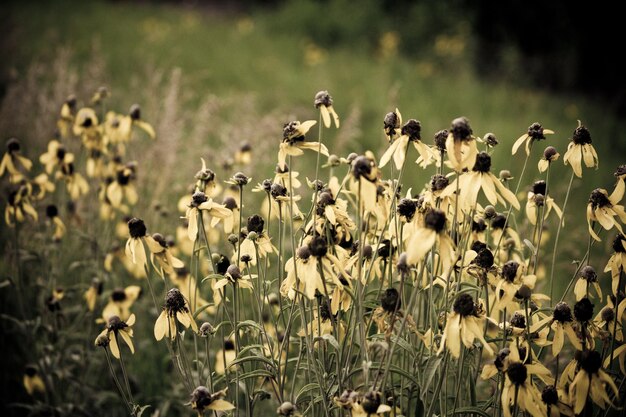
xmin=549 ymin=171 xmax=575 ymax=304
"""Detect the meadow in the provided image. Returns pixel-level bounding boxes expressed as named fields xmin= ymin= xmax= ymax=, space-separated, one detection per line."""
xmin=1 ymin=1 xmax=625 ymax=416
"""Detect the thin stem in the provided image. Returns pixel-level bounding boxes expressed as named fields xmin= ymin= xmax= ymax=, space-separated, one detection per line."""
xmin=549 ymin=171 xmax=575 ymax=304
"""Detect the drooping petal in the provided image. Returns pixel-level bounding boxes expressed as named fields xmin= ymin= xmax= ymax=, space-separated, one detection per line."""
xmin=154 ymin=310 xmax=168 ymax=341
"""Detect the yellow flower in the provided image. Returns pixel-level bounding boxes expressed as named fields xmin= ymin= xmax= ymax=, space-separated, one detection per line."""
xmin=501 ymin=361 xmax=547 ymax=417
xmin=530 ymin=301 xmax=582 ymax=357
xmin=149 ymin=233 xmax=185 ymax=279
xmin=96 ymin=314 xmax=136 ymax=359
xmin=154 ymin=288 xmax=198 ymax=340
xmin=438 ymin=293 xmax=494 ymax=358
xmin=39 ymin=139 xmax=74 ymax=175
xmin=335 ymin=389 xmax=391 ymax=417
xmin=568 ymin=350 xmax=619 ymax=414
xmin=493 ymin=261 xmax=537 ymax=311
xmin=101 ymin=285 xmax=142 ymax=322
xmin=239 ymin=215 xmax=276 ymax=267
xmin=57 ymin=95 xmax=76 ymax=139
xmin=574 ymin=265 xmax=602 ymax=301
xmin=445 ymin=117 xmax=478 ymax=172
xmin=32 ymin=173 xmax=55 ymax=200
xmin=314 ymin=90 xmax=340 ymax=128
xmin=214 ymin=265 xmax=254 ymax=295
xmin=23 ymin=365 xmax=46 ymax=396
xmin=525 ymin=180 xmax=563 ymax=226
xmin=185 ymin=191 xmax=232 ymax=242
xmin=190 ymin=386 xmax=234 ymax=414
xmin=605 ymin=233 xmax=626 ymax=296
xmin=73 ymin=107 xmax=103 ymax=149
xmin=5 ymin=183 xmax=38 ymax=227
xmin=45 ymin=204 xmax=66 ymax=241
xmin=0 ymin=138 xmax=32 ymax=182
xmin=379 ymin=117 xmax=434 ymax=169
xmin=170 ymin=268 xmax=211 ymax=315
xmin=512 ymin=122 xmax=554 ymax=156
xmin=538 ymin=145 xmax=560 ymax=173
xmin=405 ymin=209 xmax=456 ymax=273
xmin=215 ymin=338 xmax=237 ymax=374
xmin=83 ymin=278 xmax=102 ymax=312
xmin=278 ymin=120 xmax=328 ymax=170
xmin=541 ymin=385 xmax=574 ymax=417
xmin=350 ymin=153 xmax=380 ymax=214
xmin=586 ymin=187 xmax=626 ymax=241
xmin=56 ymin=162 xmax=89 ymax=200
xmin=125 ymin=218 xmax=162 ymax=270
xmin=563 ymin=121 xmax=598 ymax=177
xmin=106 ymin=163 xmax=139 ymax=208
xmin=234 ymin=141 xmax=252 ymax=165
xmin=594 ymin=296 xmax=623 ymax=343
xmin=441 ymin=152 xmax=520 ymax=212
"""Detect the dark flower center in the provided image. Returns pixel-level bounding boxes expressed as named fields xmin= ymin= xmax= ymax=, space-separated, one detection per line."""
xmin=226 ymin=265 xmax=241 ymax=280
xmin=515 ymin=285 xmax=532 ymax=300
xmin=351 ymin=155 xmax=373 ymax=180
xmin=491 ymin=214 xmax=507 ymax=230
xmin=601 ymin=306 xmax=615 ymax=322
xmin=381 ymin=288 xmax=401 ymax=313
xmin=507 ymin=362 xmax=528 ymax=385
xmin=195 ymin=168 xmax=215 ymax=182
xmin=224 ymin=339 xmax=235 ymax=350
xmin=501 ymin=261 xmax=519 ymax=282
xmin=277 ymin=401 xmax=297 ymax=416
xmin=129 ymin=104 xmax=141 ymax=120
xmin=116 ymin=169 xmax=131 ymax=185
xmin=46 ymin=204 xmax=59 ymax=218
xmin=25 ymin=365 xmax=38 ymax=377
xmin=377 ymin=239 xmax=391 ymax=259
xmin=580 ymin=265 xmax=597 ymax=282
xmin=451 ymin=117 xmax=472 ymax=141
xmin=453 ymin=293 xmax=475 ymax=317
xmin=191 ymin=386 xmax=213 ymax=410
xmin=574 ymin=298 xmax=594 ymax=322
xmin=572 ymin=124 xmax=592 ymax=145
xmin=483 ymin=133 xmax=499 ymax=147
xmin=319 ymin=298 xmax=332 ymax=321
xmin=553 ymin=302 xmax=573 ymax=322
xmin=165 ymin=288 xmax=187 ymax=313
xmin=434 ymin=129 xmax=448 ymax=151
xmin=589 ymin=189 xmax=611 ymax=209
xmin=541 ymin=385 xmax=559 ymax=405
xmin=472 ymin=151 xmax=491 ymax=173
xmin=111 ymin=288 xmax=127 ymax=302
xmin=494 ymin=348 xmax=510 ymax=370
xmin=56 ymin=146 xmax=66 ymax=160
xmin=232 ymin=172 xmax=249 ymax=186
xmin=283 ymin=121 xmax=304 ymax=143
xmin=397 ymin=198 xmax=417 ymax=221
xmin=532 ymin=180 xmax=546 ymax=196
xmin=81 ymin=117 xmax=93 ymax=128
xmin=424 ymin=209 xmax=446 ymax=233
xmin=317 ymin=191 xmax=335 ymax=208
xmin=612 ymin=234 xmax=626 ymax=253
xmin=239 ymin=142 xmax=251 ymax=152
xmin=191 ymin=191 xmax=208 ymax=207
xmin=271 ymin=183 xmax=288 ymax=200
xmin=543 ymin=146 xmax=557 ymax=160
xmin=401 ymin=119 xmax=421 ymax=141
xmin=510 ymin=312 xmax=526 ymax=329
xmin=430 ymin=174 xmax=449 ymax=192
xmin=362 ymin=390 xmax=383 ymax=414
xmin=107 ymin=315 xmax=128 ymax=332
xmin=474 ymin=247 xmax=494 ymax=269
xmin=309 ymin=235 xmax=328 ymax=258
xmin=128 ymin=217 xmax=147 ymax=238
xmin=527 ymin=122 xmax=545 ymax=140
xmin=615 ymin=164 xmax=626 ymax=178
xmin=297 ymin=245 xmax=311 ymax=260
xmin=579 ymin=350 xmax=602 ymax=374
xmin=215 ymin=254 xmax=230 ymax=274
xmin=472 ymin=218 xmax=487 ymax=233
xmin=383 ymin=111 xmax=400 ymax=136
xmin=314 ymin=90 xmax=333 ymax=108
xmin=247 ymin=214 xmax=264 ymax=234
xmin=222 ymin=197 xmax=237 ymax=210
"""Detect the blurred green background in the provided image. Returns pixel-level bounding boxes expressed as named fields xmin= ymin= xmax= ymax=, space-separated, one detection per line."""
xmin=1 ymin=0 xmax=624 ymax=415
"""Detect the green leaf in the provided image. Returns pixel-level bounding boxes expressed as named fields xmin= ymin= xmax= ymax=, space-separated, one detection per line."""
xmin=237 ymin=320 xmax=264 ymax=332
xmin=239 ymin=369 xmax=275 ymax=381
xmin=420 ymin=355 xmax=442 ymax=402
xmin=523 ymin=239 xmax=536 ymax=255
xmin=230 ymin=355 xmax=277 ymax=370
xmin=192 ymin=303 xmax=214 ymax=319
xmin=296 ymin=383 xmax=320 ymax=403
xmin=136 ymin=405 xmax=151 ymax=417
xmin=318 ymin=334 xmax=340 ymax=350
xmin=202 ymin=273 xmax=225 ymax=283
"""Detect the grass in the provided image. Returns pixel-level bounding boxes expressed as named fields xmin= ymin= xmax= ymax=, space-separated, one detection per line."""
xmin=1 ymin=1 xmax=625 ymax=416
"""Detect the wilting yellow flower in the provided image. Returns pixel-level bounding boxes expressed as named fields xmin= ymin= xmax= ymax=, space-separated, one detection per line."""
xmin=594 ymin=296 xmax=623 ymax=343
xmin=563 ymin=121 xmax=598 ymax=177
xmin=56 ymin=162 xmax=89 ymax=200
xmin=83 ymin=278 xmax=102 ymax=312
xmin=125 ymin=217 xmax=162 ymax=270
xmin=149 ymin=233 xmax=185 ymax=279
xmin=101 ymin=285 xmax=141 ymax=322
xmin=314 ymin=90 xmax=340 ymax=129
xmin=501 ymin=361 xmax=547 ymax=417
xmin=57 ymin=95 xmax=76 ymax=139
xmin=190 ymin=386 xmax=234 ymax=414
xmin=438 ymin=293 xmax=494 ymax=358
xmin=538 ymin=146 xmax=560 ymax=173
xmin=215 ymin=338 xmax=237 ymax=374
xmin=234 ymin=141 xmax=252 ymax=165
xmin=586 ymin=187 xmax=626 ymax=241
xmin=525 ymin=180 xmax=562 ymax=225
xmin=96 ymin=314 xmax=136 ymax=359
xmin=45 ymin=204 xmax=66 ymax=241
xmin=278 ymin=120 xmax=328 ymax=170
xmin=5 ymin=183 xmax=38 ymax=227
xmin=154 ymin=288 xmax=198 ymax=340
xmin=185 ymin=191 xmax=232 ymax=242
xmin=574 ymin=265 xmax=602 ymax=301
xmin=23 ymin=365 xmax=46 ymax=396
xmin=32 ymin=173 xmax=55 ymax=200
xmin=512 ymin=122 xmax=554 ymax=156
xmin=605 ymin=233 xmax=626 ymax=296
xmin=107 ymin=163 xmax=138 ymax=208
xmin=493 ymin=261 xmax=537 ymax=311
xmin=445 ymin=117 xmax=478 ymax=172
xmin=238 ymin=214 xmax=276 ymax=267
xmin=405 ymin=209 xmax=455 ymax=273
xmin=379 ymin=117 xmax=434 ymax=169
xmin=39 ymin=139 xmax=74 ymax=175
xmin=73 ymin=107 xmax=102 ymax=145
xmin=568 ymin=350 xmax=619 ymax=414
xmin=530 ymin=301 xmax=582 ymax=357
xmin=350 ymin=153 xmax=380 ymax=214
xmin=441 ymin=151 xmax=520 ymax=212
xmin=0 ymin=138 xmax=32 ymax=182
xmin=334 ymin=389 xmax=391 ymax=417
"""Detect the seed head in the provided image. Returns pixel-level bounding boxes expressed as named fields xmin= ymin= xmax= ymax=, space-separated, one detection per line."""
xmin=397 ymin=198 xmax=417 ymax=221
xmin=483 ymin=205 xmax=497 ymax=219
xmin=297 ymin=245 xmax=311 ymax=260
xmin=515 ymin=285 xmax=532 ymax=300
xmin=424 ymin=209 xmax=446 ymax=233
xmin=127 ymin=217 xmax=147 ymax=238
xmin=532 ymin=180 xmax=547 ymax=196
xmin=601 ymin=306 xmax=615 ymax=323
xmin=362 ymin=390 xmax=383 ymax=414
xmin=195 ymin=167 xmax=215 ymax=182
xmin=553 ymin=302 xmax=573 ymax=322
xmin=226 ymin=265 xmax=242 ymax=280
xmin=434 ymin=129 xmax=448 ymax=151
xmin=614 ymin=164 xmax=626 ymax=178
xmin=327 ymin=154 xmax=340 ymax=166
xmin=383 ymin=111 xmax=400 ymax=136
xmin=510 ymin=312 xmax=526 ymax=329
xmin=314 ymin=90 xmax=333 ymax=108
xmin=572 ymin=123 xmax=592 ymax=145
xmin=277 ymin=401 xmax=297 ymax=416
xmin=527 ymin=123 xmax=545 ymax=140
xmin=580 ymin=265 xmax=597 ymax=282
xmin=472 ymin=152 xmax=491 ymax=173
xmin=579 ymin=350 xmax=602 ymax=374
xmin=270 ymin=183 xmax=287 ymax=200
xmin=501 ymin=261 xmax=519 ymax=282
xmin=232 ymin=172 xmax=250 ymax=186
xmin=483 ymin=132 xmax=499 ymax=147
xmin=190 ymin=386 xmax=213 ymax=412
xmin=499 ymin=170 xmax=512 ymax=181
xmin=308 ymin=235 xmax=328 ymax=258
xmin=199 ymin=322 xmax=215 ymax=337
xmin=46 ymin=204 xmax=59 ymax=218
xmin=107 ymin=315 xmax=128 ymax=332
xmin=589 ymin=189 xmax=611 ymax=209
xmin=377 ymin=239 xmax=391 ymax=259
xmin=541 ymin=385 xmax=559 ymax=405
xmin=129 ymin=104 xmax=141 ymax=120
xmin=574 ymin=298 xmax=594 ymax=322
xmin=430 ymin=174 xmax=449 ymax=192
xmin=222 ymin=197 xmax=238 ymax=210
xmin=215 ymin=254 xmax=231 ymax=274
xmin=491 ymin=214 xmax=507 ymax=230
xmin=494 ymin=348 xmax=510 ymax=370
xmin=351 ymin=155 xmax=374 ymax=180
xmin=474 ymin=247 xmax=494 ymax=269
xmin=95 ymin=334 xmax=110 ymax=347
xmin=472 ymin=218 xmax=486 ymax=233
xmin=165 ymin=288 xmax=187 ymax=314
xmin=543 ymin=146 xmax=558 ymax=161
xmin=612 ymin=234 xmax=626 ymax=253
xmin=381 ymin=288 xmax=401 ymax=313
xmin=191 ymin=191 xmax=208 ymax=208
xmin=111 ymin=288 xmax=127 ymax=302
xmin=401 ymin=119 xmax=421 ymax=141
xmin=247 ymin=214 xmax=264 ymax=234
xmin=7 ymin=137 xmax=21 ymax=153
xmin=453 ymin=293 xmax=476 ymax=317
xmin=450 ymin=117 xmax=472 ymax=141
xmin=507 ymin=362 xmax=528 ymax=385
xmin=397 ymin=252 xmax=410 ymax=275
